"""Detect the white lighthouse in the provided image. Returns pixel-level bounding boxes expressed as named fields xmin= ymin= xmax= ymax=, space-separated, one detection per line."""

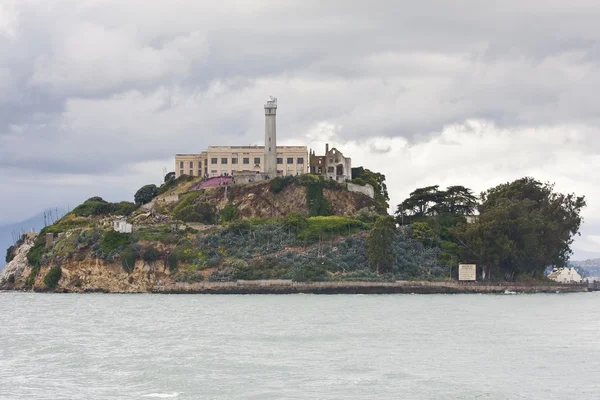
xmin=264 ymin=96 xmax=277 ymax=176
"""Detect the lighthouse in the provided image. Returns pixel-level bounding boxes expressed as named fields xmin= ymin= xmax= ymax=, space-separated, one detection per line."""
xmin=264 ymin=96 xmax=277 ymax=176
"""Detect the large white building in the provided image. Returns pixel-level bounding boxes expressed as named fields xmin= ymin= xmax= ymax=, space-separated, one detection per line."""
xmin=548 ymin=267 xmax=582 ymax=283
xmin=174 ymin=97 xmax=350 ymax=181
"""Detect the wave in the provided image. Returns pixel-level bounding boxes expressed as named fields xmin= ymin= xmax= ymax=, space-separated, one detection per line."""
xmin=142 ymin=393 xmax=180 ymax=398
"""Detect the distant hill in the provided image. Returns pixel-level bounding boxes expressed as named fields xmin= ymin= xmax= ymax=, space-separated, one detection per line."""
xmin=0 ymin=208 xmax=66 ymax=271
xmin=569 ymin=259 xmax=600 ymax=279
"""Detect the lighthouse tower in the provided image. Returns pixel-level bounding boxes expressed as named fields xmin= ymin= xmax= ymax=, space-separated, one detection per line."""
xmin=264 ymin=96 xmax=278 ymax=176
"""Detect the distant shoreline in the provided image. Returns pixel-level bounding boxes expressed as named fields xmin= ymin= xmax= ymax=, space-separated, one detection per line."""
xmin=2 ymin=280 xmax=588 ymax=294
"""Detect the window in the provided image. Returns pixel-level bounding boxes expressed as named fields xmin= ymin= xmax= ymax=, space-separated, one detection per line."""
xmin=287 ymin=157 xmax=293 ymax=164
xmin=243 ymin=158 xmax=250 ymax=164
xmin=189 ymin=170 xmax=193 ymax=176
xmin=189 ymin=161 xmax=193 ymax=168
xmin=329 ymin=158 xmax=333 ymax=163
xmin=221 ymin=158 xmax=228 ymax=164
xmin=254 ymin=157 xmax=261 ymax=164
xmin=328 ymin=167 xmax=334 ymax=173
xmin=180 ymin=169 xmax=184 ymax=176
xmin=232 ymin=158 xmax=238 ymax=164
xmin=179 ymin=161 xmax=184 ymax=169
xmin=211 ymin=170 xmax=217 ymax=174
xmin=204 ymin=160 xmax=207 ymax=166
xmin=211 ymin=158 xmax=218 ymax=164
xmin=297 ymin=157 xmax=304 ymax=164
xmin=277 ymin=158 xmax=283 ymax=164
xmin=198 ymin=170 xmax=202 ymax=176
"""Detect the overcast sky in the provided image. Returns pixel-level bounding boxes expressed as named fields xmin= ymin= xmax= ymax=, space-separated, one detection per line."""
xmin=1 ymin=0 xmax=599 ymax=259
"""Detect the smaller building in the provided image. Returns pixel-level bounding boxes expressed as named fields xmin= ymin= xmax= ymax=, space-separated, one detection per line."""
xmin=548 ymin=267 xmax=582 ymax=283
xmin=309 ymin=143 xmax=352 ymax=182
xmin=113 ymin=219 xmax=133 ymax=234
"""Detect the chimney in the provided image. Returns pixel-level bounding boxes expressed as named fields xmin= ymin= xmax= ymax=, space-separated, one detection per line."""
xmin=325 ymin=143 xmax=329 ymax=153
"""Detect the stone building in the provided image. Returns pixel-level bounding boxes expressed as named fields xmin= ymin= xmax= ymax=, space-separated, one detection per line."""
xmin=175 ymin=97 xmax=309 ymax=179
xmin=309 ymin=143 xmax=352 ymax=181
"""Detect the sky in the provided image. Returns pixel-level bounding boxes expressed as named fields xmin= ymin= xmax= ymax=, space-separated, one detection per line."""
xmin=0 ymin=0 xmax=599 ymax=259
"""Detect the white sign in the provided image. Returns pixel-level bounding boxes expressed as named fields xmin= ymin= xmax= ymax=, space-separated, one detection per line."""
xmin=459 ymin=264 xmax=477 ymax=281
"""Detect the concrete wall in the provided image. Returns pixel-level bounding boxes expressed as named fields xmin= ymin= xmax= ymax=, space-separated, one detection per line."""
xmin=113 ymin=220 xmax=133 ymax=234
xmin=347 ymin=182 xmax=375 ymax=199
xmin=153 ymin=280 xmax=589 ymax=294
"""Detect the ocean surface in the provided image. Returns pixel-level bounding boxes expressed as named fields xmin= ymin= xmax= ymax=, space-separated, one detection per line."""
xmin=1 ymin=292 xmax=599 ymax=399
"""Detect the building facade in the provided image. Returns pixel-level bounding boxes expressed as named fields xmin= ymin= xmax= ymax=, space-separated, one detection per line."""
xmin=309 ymin=143 xmax=352 ymax=181
xmin=174 ymin=98 xmax=351 ymax=181
xmin=175 ymin=146 xmax=308 ymax=178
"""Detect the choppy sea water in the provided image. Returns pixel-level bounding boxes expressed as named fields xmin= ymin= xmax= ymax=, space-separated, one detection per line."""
xmin=1 ymin=292 xmax=599 ymax=399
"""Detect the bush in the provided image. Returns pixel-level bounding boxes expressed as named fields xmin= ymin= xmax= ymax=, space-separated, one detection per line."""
xmin=297 ymin=216 xmax=366 ymax=242
xmin=112 ymin=201 xmax=138 ymax=216
xmin=269 ymin=176 xmax=296 ymax=193
xmin=174 ymin=202 xmax=216 ymax=224
xmin=120 ymin=246 xmax=137 ymax=273
xmin=142 ymin=246 xmax=160 ymax=263
xmin=26 ymin=266 xmax=41 ymax=287
xmin=134 ymin=227 xmax=179 ymax=244
xmin=6 ymin=245 xmax=15 ymax=264
xmin=27 ymin=242 xmax=48 ymax=267
xmin=219 ymin=204 xmax=239 ymax=223
xmin=134 ymin=184 xmax=158 ymax=205
xmin=166 ymin=252 xmax=178 ymax=272
xmin=100 ymin=231 xmax=130 ymax=254
xmin=283 ymin=212 xmax=308 ymax=233
xmin=44 ymin=266 xmax=62 ymax=289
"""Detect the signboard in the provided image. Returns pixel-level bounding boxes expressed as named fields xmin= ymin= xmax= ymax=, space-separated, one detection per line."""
xmin=459 ymin=264 xmax=477 ymax=281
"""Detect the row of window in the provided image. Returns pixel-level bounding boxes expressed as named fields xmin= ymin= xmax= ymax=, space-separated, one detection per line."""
xmin=180 ymin=157 xmax=305 ymax=168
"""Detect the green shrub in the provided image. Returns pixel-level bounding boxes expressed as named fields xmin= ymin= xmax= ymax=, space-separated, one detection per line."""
xmin=43 ymin=266 xmax=62 ymax=289
xmin=100 ymin=231 xmax=131 ymax=254
xmin=173 ymin=198 xmax=216 ymax=224
xmin=269 ymin=176 xmax=296 ymax=193
xmin=142 ymin=246 xmax=160 ymax=263
xmin=120 ymin=246 xmax=137 ymax=273
xmin=283 ymin=212 xmax=309 ymax=233
xmin=73 ymin=198 xmax=111 ymax=217
xmin=134 ymin=184 xmax=158 ymax=205
xmin=26 ymin=266 xmax=40 ymax=287
xmin=27 ymin=242 xmax=48 ymax=267
xmin=297 ymin=216 xmax=366 ymax=242
xmin=166 ymin=252 xmax=178 ymax=271
xmin=5 ymin=245 xmax=14 ymax=264
xmin=219 ymin=204 xmax=239 ymax=223
xmin=112 ymin=201 xmax=138 ymax=216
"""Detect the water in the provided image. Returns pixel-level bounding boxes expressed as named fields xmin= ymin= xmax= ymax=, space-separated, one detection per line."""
xmin=1 ymin=292 xmax=599 ymax=399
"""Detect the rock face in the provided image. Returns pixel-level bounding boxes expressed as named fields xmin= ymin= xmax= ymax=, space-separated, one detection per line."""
xmin=0 ymin=239 xmax=33 ymax=288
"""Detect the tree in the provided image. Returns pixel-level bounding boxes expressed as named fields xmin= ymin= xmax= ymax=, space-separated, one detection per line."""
xmin=164 ymin=172 xmax=176 ymax=183
xmin=440 ymin=186 xmax=478 ymax=215
xmin=219 ymin=204 xmax=239 ymax=223
xmin=396 ymin=185 xmax=442 ymax=222
xmin=452 ymin=177 xmax=586 ymax=280
xmin=367 ymin=216 xmax=397 ymax=274
xmin=134 ymin=184 xmax=158 ymax=205
xmin=351 ymin=167 xmax=390 ymax=210
xmin=410 ymin=221 xmax=435 ymax=247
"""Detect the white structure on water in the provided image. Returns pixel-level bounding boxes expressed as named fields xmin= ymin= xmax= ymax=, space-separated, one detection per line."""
xmin=548 ymin=267 xmax=582 ymax=283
